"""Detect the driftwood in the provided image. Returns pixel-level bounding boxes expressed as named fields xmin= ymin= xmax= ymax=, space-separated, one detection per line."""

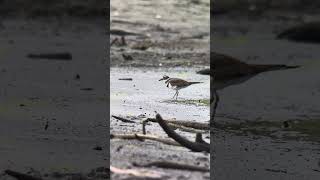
xmin=110 ymin=29 xmax=143 ymax=36
xmin=195 ymin=133 xmax=209 ymax=145
xmin=167 ymin=123 xmax=207 ymax=134
xmin=111 ymin=114 xmax=210 ymax=152
xmin=112 ymin=114 xmax=209 ymax=130
xmin=112 ymin=115 xmax=135 ymax=123
xmin=142 ymin=118 xmax=207 ymax=134
xmin=118 ymin=78 xmax=133 ymax=81
xmin=110 ymin=133 xmax=180 ymax=146
xmin=133 ymin=161 xmax=209 ymax=172
xmin=156 ymin=114 xmax=210 ymax=153
xmin=145 ymin=118 xmax=209 ymax=130
xmin=4 ymin=170 xmax=43 ymax=180
xmin=110 ymin=166 xmax=166 ymax=179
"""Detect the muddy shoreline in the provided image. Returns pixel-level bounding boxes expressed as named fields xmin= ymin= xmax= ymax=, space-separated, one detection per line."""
xmin=0 ymin=17 xmax=107 ymax=179
xmin=110 ymin=1 xmax=210 ymax=179
xmin=112 ymin=6 xmax=320 ymax=179
xmin=212 ymin=11 xmax=320 ymax=179
xmin=110 ymin=67 xmax=210 ymax=179
xmin=0 ymin=0 xmax=105 ymax=17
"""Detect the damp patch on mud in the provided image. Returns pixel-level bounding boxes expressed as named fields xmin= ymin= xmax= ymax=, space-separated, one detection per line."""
xmin=162 ymin=99 xmax=210 ymax=106
xmin=216 ymin=119 xmax=320 ymax=142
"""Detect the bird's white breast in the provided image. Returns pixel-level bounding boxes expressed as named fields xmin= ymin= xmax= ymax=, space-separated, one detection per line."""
xmin=167 ymin=82 xmax=178 ymax=90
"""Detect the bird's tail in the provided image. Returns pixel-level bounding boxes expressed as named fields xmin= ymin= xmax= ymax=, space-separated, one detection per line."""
xmin=253 ymin=64 xmax=300 ymax=73
xmin=188 ymin=82 xmax=203 ymax=85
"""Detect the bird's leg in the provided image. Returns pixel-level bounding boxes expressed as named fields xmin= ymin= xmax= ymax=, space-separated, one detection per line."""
xmin=172 ymin=91 xmax=177 ymax=99
xmin=211 ymin=89 xmax=219 ymax=128
xmin=176 ymin=90 xmax=179 ymax=100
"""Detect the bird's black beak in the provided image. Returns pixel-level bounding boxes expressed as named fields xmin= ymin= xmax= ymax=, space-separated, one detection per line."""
xmin=159 ymin=78 xmax=164 ymax=81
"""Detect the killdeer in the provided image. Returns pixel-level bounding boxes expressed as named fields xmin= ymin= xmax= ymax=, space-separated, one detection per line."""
xmin=198 ymin=52 xmax=300 ymax=123
xmin=199 ymin=52 xmax=299 ymax=90
xmin=159 ymin=75 xmax=202 ymax=100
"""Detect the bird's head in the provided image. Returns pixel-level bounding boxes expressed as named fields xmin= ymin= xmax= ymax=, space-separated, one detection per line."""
xmin=159 ymin=75 xmax=170 ymax=81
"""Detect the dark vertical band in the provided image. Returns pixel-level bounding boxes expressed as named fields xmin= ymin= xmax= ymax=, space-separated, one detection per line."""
xmin=210 ymin=0 xmax=214 ymax=179
xmin=106 ymin=0 xmax=111 ymax=169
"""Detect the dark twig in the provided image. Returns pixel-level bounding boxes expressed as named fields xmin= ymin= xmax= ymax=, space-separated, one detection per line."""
xmin=118 ymin=78 xmax=133 ymax=81
xmin=195 ymin=133 xmax=209 ymax=145
xmin=133 ymin=161 xmax=209 ymax=172
xmin=142 ymin=118 xmax=206 ymax=135
xmin=145 ymin=118 xmax=209 ymax=130
xmin=110 ymin=133 xmax=180 ymax=146
xmin=156 ymin=114 xmax=210 ymax=153
xmin=168 ymin=123 xmax=207 ymax=134
xmin=112 ymin=115 xmax=135 ymax=123
xmin=4 ymin=170 xmax=43 ymax=180
xmin=142 ymin=119 xmax=149 ymax=134
xmin=211 ymin=88 xmax=219 ymax=128
xmin=110 ymin=38 xmax=119 ymax=46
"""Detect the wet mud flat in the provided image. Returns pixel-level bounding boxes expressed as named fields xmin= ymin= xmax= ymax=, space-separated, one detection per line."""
xmin=110 ymin=68 xmax=210 ymax=179
xmin=110 ymin=1 xmax=210 ymax=179
xmin=0 ymin=18 xmax=108 ymax=179
xmin=212 ymin=11 xmax=320 ymax=179
xmin=110 ymin=0 xmax=210 ymax=68
xmin=110 ymin=47 xmax=211 ymax=177
xmin=0 ymin=0 xmax=105 ymax=17
xmin=110 ymin=19 xmax=210 ymax=68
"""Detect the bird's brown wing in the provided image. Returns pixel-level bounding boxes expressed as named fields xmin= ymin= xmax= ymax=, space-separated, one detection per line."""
xmin=212 ymin=52 xmax=252 ymax=81
xmin=167 ymin=78 xmax=190 ymax=87
xmin=212 ymin=52 xmax=299 ymax=81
